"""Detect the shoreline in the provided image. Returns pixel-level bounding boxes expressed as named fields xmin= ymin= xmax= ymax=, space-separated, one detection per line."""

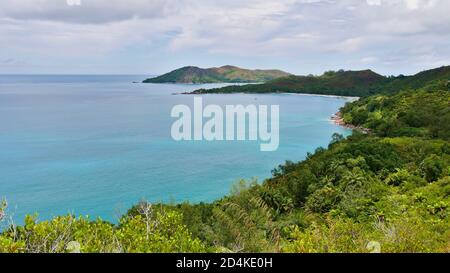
xmin=177 ymin=91 xmax=360 ymax=100
xmin=285 ymin=92 xmax=359 ymax=101
xmin=331 ymin=112 xmax=371 ymax=134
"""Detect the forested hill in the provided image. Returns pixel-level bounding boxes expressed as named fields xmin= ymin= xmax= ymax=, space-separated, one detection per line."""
xmin=190 ymin=66 xmax=450 ymax=97
xmin=341 ymin=89 xmax=450 ymax=139
xmin=143 ymin=65 xmax=291 ymax=84
xmin=381 ymin=65 xmax=450 ymax=93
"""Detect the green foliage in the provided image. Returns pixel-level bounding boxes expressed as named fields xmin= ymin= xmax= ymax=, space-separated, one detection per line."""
xmin=117 ymin=207 xmax=205 ymax=253
xmin=341 ymin=90 xmax=450 ymax=139
xmin=420 ymin=154 xmax=446 ymax=183
xmin=193 ymin=69 xmax=387 ymax=96
xmin=143 ymin=65 xmax=290 ymax=84
xmin=305 ymin=184 xmax=339 ymax=213
xmin=202 ymin=180 xmax=281 ymax=253
xmin=0 ymin=203 xmax=205 ymax=253
xmin=282 ymin=217 xmax=372 ymax=253
xmin=0 ymin=199 xmax=6 ymax=223
xmin=192 ymin=66 xmax=450 ymax=97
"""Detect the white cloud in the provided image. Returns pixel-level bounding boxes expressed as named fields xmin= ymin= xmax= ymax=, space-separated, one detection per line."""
xmin=360 ymin=56 xmax=379 ymax=64
xmin=366 ymin=0 xmax=439 ymax=9
xmin=0 ymin=0 xmax=175 ymax=24
xmin=366 ymin=0 xmax=382 ymax=6
xmin=0 ymin=0 xmax=449 ymax=74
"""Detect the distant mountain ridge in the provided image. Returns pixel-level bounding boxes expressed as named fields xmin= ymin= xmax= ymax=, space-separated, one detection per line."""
xmin=143 ymin=65 xmax=291 ymax=84
xmin=190 ymin=66 xmax=450 ymax=97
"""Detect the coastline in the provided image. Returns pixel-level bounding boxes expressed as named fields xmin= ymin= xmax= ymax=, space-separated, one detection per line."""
xmin=178 ymin=91 xmax=360 ymax=101
xmin=285 ymin=92 xmax=359 ymax=101
xmin=177 ymin=88 xmax=365 ymax=133
xmin=331 ymin=112 xmax=371 ymax=134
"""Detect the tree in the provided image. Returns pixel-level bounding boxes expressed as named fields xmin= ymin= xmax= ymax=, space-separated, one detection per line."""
xmin=420 ymin=154 xmax=445 ymax=183
xmin=329 ymin=133 xmax=345 ymax=146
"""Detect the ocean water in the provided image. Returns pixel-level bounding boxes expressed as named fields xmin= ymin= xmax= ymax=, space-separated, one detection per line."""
xmin=0 ymin=75 xmax=352 ymax=223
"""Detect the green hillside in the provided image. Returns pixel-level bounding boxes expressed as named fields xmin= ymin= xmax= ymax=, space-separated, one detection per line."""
xmin=341 ymin=89 xmax=450 ymax=139
xmin=382 ymin=66 xmax=450 ymax=93
xmin=143 ymin=65 xmax=291 ymax=84
xmin=191 ymin=66 xmax=450 ymax=97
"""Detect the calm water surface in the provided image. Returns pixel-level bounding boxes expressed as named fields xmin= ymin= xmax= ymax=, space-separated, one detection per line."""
xmin=0 ymin=75 xmax=352 ymax=223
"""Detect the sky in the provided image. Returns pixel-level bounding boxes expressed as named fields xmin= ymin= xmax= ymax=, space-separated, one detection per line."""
xmin=0 ymin=0 xmax=449 ymax=76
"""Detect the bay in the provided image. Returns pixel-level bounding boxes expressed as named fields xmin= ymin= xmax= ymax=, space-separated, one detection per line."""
xmin=0 ymin=75 xmax=353 ymax=223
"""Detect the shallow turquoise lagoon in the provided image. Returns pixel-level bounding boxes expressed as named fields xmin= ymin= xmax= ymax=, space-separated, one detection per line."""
xmin=0 ymin=75 xmax=352 ymax=223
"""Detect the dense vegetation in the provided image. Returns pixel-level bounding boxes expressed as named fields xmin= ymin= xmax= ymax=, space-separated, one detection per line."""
xmin=191 ymin=66 xmax=450 ymax=97
xmin=1 ymin=66 xmax=449 ymax=253
xmin=0 ymin=201 xmax=205 ymax=253
xmin=341 ymin=89 xmax=450 ymax=139
xmin=143 ymin=65 xmax=290 ymax=84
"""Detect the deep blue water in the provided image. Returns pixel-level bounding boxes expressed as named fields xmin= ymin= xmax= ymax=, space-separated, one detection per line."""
xmin=0 ymin=75 xmax=353 ymax=223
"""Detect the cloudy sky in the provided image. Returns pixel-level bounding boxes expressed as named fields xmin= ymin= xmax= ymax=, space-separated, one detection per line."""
xmin=0 ymin=0 xmax=449 ymax=75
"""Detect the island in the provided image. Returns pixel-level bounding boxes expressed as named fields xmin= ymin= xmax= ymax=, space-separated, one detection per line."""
xmin=188 ymin=66 xmax=450 ymax=97
xmin=143 ymin=65 xmax=291 ymax=84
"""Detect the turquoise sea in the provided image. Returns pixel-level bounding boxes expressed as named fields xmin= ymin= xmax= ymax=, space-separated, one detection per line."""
xmin=0 ymin=75 xmax=353 ymax=223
